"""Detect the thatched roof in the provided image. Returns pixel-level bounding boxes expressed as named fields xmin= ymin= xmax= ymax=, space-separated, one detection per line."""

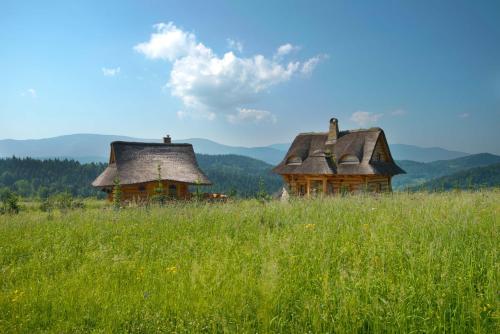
xmin=273 ymin=128 xmax=405 ymax=176
xmin=92 ymin=141 xmax=211 ymax=187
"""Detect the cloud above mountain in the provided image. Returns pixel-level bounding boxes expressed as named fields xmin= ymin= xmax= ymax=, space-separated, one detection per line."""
xmin=134 ymin=22 xmax=325 ymax=122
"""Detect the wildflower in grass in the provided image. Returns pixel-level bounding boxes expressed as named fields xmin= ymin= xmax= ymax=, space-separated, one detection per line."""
xmin=11 ymin=289 xmax=24 ymax=302
xmin=136 ymin=266 xmax=145 ymax=280
xmin=304 ymin=223 xmax=316 ymax=229
xmin=166 ymin=266 xmax=177 ymax=274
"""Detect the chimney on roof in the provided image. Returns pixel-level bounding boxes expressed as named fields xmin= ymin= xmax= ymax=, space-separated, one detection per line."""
xmin=327 ymin=118 xmax=339 ymax=144
xmin=163 ymin=135 xmax=171 ymax=144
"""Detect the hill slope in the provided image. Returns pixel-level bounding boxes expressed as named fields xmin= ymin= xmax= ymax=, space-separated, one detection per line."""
xmin=413 ymin=163 xmax=500 ymax=190
xmin=196 ymin=154 xmax=283 ymax=197
xmin=389 ymin=144 xmax=469 ymax=162
xmin=393 ymin=153 xmax=500 ymax=189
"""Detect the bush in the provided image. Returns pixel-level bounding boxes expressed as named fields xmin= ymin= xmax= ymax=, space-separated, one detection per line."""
xmin=0 ymin=189 xmax=20 ymax=214
xmin=39 ymin=193 xmax=85 ymax=212
xmin=39 ymin=197 xmax=54 ymax=213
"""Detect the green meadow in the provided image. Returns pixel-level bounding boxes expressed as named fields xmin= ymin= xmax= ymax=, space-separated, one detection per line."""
xmin=0 ymin=191 xmax=498 ymax=333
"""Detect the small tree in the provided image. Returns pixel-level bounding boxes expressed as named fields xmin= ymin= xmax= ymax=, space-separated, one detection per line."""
xmin=113 ymin=177 xmax=122 ymax=210
xmin=193 ymin=179 xmax=203 ymax=201
xmin=0 ymin=189 xmax=20 ymax=214
xmin=228 ymin=186 xmax=237 ymax=198
xmin=256 ymin=177 xmax=270 ymax=203
xmin=152 ymin=164 xmax=166 ymax=205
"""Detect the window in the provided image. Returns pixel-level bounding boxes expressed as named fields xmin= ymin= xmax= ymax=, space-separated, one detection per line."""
xmin=169 ymin=184 xmax=177 ymax=198
xmin=339 ymin=154 xmax=359 ymax=164
xmin=298 ymin=184 xmax=306 ymax=196
xmin=327 ymin=182 xmax=335 ymax=194
xmin=310 ymin=180 xmax=323 ymax=195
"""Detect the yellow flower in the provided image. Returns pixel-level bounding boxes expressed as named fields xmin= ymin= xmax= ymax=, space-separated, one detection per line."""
xmin=305 ymin=223 xmax=316 ymax=229
xmin=11 ymin=289 xmax=24 ymax=302
xmin=166 ymin=266 xmax=177 ymax=274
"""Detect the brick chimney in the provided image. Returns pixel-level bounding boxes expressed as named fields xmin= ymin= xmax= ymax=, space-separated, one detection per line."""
xmin=326 ymin=118 xmax=339 ymax=144
xmin=163 ymin=135 xmax=171 ymax=144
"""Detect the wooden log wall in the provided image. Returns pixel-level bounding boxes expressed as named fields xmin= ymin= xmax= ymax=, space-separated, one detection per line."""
xmin=107 ymin=180 xmax=189 ymax=202
xmin=283 ymin=174 xmax=391 ymax=196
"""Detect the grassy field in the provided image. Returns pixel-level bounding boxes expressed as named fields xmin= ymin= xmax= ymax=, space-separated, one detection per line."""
xmin=0 ymin=191 xmax=498 ymax=333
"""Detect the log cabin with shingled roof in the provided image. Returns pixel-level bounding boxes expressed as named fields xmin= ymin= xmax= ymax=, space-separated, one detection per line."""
xmin=273 ymin=118 xmax=405 ymax=196
xmin=92 ymin=135 xmax=211 ymax=201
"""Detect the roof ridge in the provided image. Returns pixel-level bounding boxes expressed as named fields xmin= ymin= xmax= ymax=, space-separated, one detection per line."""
xmin=111 ymin=141 xmax=193 ymax=147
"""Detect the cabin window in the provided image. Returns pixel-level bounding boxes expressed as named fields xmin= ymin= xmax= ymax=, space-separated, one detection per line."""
xmin=298 ymin=184 xmax=306 ymax=196
xmin=310 ymin=180 xmax=323 ymax=195
xmin=327 ymin=182 xmax=335 ymax=194
xmin=339 ymin=154 xmax=359 ymax=164
xmin=373 ymin=152 xmax=386 ymax=161
xmin=169 ymin=184 xmax=177 ymax=198
xmin=138 ymin=185 xmax=146 ymax=192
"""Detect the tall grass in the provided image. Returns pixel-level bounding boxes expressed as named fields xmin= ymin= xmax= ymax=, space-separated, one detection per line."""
xmin=0 ymin=191 xmax=498 ymax=333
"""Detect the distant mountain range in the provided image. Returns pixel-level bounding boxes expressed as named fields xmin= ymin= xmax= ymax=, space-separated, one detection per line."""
xmin=0 ymin=133 xmax=472 ymax=164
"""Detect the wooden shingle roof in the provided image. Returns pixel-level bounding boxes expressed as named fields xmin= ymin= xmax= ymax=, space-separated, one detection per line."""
xmin=273 ymin=128 xmax=405 ymax=176
xmin=92 ymin=141 xmax=211 ymax=187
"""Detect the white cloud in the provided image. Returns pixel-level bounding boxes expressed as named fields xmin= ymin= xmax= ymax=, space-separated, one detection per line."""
xmin=275 ymin=43 xmax=300 ymax=58
xmin=458 ymin=113 xmax=470 ymax=118
xmin=135 ymin=22 xmax=325 ymax=120
xmin=391 ymin=109 xmax=407 ymax=116
xmin=21 ymin=88 xmax=37 ymax=98
xmin=226 ymin=108 xmax=277 ymax=124
xmin=301 ymin=54 xmax=327 ymax=75
xmin=102 ymin=67 xmax=121 ymax=76
xmin=134 ymin=22 xmax=196 ymax=61
xmin=350 ymin=111 xmax=383 ymax=127
xmin=226 ymin=38 xmax=243 ymax=53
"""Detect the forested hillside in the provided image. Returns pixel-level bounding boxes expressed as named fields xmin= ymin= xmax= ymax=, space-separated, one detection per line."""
xmin=196 ymin=154 xmax=283 ymax=197
xmin=392 ymin=153 xmax=500 ymax=189
xmin=0 ymin=155 xmax=283 ymax=198
xmin=0 ymin=157 xmax=106 ymax=198
xmin=413 ymin=163 xmax=500 ymax=191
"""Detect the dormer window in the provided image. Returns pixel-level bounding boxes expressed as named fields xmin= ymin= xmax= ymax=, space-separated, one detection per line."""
xmin=339 ymin=154 xmax=360 ymax=164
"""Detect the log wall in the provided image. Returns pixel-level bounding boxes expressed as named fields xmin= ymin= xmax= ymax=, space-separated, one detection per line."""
xmin=283 ymin=174 xmax=391 ymax=196
xmin=106 ymin=180 xmax=189 ymax=202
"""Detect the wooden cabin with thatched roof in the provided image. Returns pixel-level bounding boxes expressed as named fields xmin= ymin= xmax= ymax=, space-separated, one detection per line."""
xmin=273 ymin=118 xmax=405 ymax=196
xmin=92 ymin=136 xmax=211 ymax=201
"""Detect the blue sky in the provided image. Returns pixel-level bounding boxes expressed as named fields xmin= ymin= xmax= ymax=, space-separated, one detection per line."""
xmin=1 ymin=0 xmax=499 ymax=154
